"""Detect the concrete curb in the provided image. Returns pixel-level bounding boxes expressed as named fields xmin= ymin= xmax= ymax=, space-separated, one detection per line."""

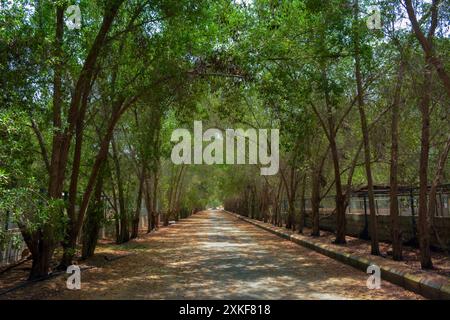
xmin=227 ymin=211 xmax=450 ymax=300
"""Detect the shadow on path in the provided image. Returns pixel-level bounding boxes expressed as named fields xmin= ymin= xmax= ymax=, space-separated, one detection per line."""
xmin=1 ymin=210 xmax=423 ymax=300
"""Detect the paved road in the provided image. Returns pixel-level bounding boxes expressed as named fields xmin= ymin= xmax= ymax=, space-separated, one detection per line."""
xmin=5 ymin=210 xmax=422 ymax=299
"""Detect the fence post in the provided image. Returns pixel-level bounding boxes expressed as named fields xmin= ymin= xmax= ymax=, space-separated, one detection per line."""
xmin=360 ymin=195 xmax=369 ymax=239
xmin=4 ymin=210 xmax=10 ymax=231
xmin=303 ymin=200 xmax=306 ymax=227
xmin=409 ymin=188 xmax=417 ymax=243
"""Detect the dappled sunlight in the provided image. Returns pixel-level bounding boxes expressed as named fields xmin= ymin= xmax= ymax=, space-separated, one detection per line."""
xmin=1 ymin=211 xmax=423 ymax=300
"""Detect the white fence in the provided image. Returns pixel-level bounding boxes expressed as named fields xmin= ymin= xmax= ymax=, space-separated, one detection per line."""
xmin=0 ymin=229 xmax=27 ymax=267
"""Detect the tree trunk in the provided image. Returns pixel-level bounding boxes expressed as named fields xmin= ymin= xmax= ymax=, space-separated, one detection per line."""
xmin=428 ymin=136 xmax=450 ymax=231
xmin=426 ymin=138 xmax=450 ymax=260
xmin=112 ymin=135 xmax=130 ymax=244
xmin=35 ymin=2 xmax=124 ymax=277
xmin=163 ymin=212 xmax=169 ymax=226
xmin=27 ymin=4 xmax=66 ymax=280
xmin=152 ymin=168 xmax=159 ymax=229
xmin=251 ymin=186 xmax=257 ymax=220
xmin=48 ymin=4 xmax=65 ymax=200
xmin=418 ymin=58 xmax=433 ymax=269
xmin=29 ymin=241 xmax=52 ymax=280
xmin=326 ymin=91 xmax=346 ymax=243
xmin=21 ymin=228 xmax=53 ymax=280
xmin=353 ymin=0 xmax=379 ymax=255
xmin=287 ymin=198 xmax=295 ymax=231
xmin=405 ymin=0 xmax=450 ymax=98
xmin=109 ymin=163 xmax=121 ymax=243
xmin=261 ymin=183 xmax=270 ymax=223
xmin=389 ymin=60 xmax=406 ymax=261
xmin=173 ymin=165 xmax=185 ymax=221
xmin=144 ymin=173 xmax=153 ymax=233
xmin=166 ymin=165 xmax=176 ymax=223
xmin=311 ymin=171 xmax=321 ymax=237
xmin=58 ymin=102 xmax=134 ymax=266
xmin=81 ymin=164 xmax=105 ymax=260
xmin=329 ymin=134 xmax=346 ymax=244
xmin=131 ymin=165 xmax=145 ymax=239
xmin=297 ymin=175 xmax=306 ymax=234
xmin=151 ymin=116 xmax=161 ymax=229
xmin=283 ymin=166 xmax=297 ymax=230
xmin=273 ymin=179 xmax=283 ymax=226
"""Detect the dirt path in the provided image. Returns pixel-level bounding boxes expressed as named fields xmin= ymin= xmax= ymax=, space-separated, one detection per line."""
xmin=1 ymin=210 xmax=423 ymax=299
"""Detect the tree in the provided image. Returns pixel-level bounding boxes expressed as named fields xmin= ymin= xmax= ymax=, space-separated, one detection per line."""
xmin=353 ymin=0 xmax=379 ymax=255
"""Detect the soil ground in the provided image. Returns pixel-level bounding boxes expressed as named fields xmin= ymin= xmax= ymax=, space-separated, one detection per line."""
xmin=0 ymin=210 xmax=424 ymax=299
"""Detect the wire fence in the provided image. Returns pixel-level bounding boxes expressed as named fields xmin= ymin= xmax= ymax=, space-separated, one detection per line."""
xmin=278 ymin=185 xmax=450 ymax=249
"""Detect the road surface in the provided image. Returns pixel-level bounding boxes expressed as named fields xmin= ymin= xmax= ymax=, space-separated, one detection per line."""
xmin=3 ymin=210 xmax=422 ymax=299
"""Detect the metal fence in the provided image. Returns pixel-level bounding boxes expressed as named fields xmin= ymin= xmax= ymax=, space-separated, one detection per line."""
xmin=0 ymin=229 xmax=27 ymax=267
xmin=0 ymin=200 xmax=153 ymax=267
xmin=275 ymin=186 xmax=450 ymax=249
xmin=299 ymin=186 xmax=450 ymax=218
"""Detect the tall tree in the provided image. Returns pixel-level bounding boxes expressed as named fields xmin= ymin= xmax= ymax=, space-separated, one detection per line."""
xmin=353 ymin=0 xmax=379 ymax=255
